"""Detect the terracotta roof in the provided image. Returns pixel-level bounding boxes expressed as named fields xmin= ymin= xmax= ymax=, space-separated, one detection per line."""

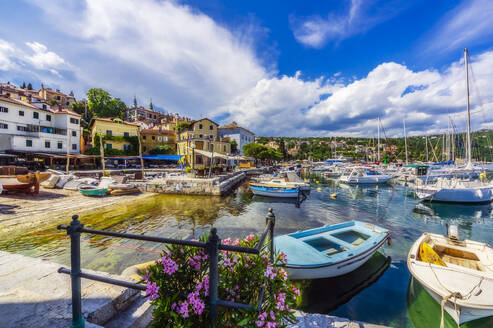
xmin=141 ymin=129 xmax=174 ymax=135
xmin=219 ymin=121 xmax=255 ymax=135
xmin=52 ymin=108 xmax=81 ymax=117
xmin=0 ymin=95 xmax=37 ymax=109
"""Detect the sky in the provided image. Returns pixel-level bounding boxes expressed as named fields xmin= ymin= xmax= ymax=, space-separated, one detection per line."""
xmin=1 ymin=0 xmax=493 ymax=137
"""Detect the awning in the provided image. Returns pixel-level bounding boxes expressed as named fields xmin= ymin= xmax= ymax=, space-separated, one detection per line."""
xmin=194 ymin=149 xmax=229 ymax=159
xmin=143 ymin=155 xmax=184 ymax=161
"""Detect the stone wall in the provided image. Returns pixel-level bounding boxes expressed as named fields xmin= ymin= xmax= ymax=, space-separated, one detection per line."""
xmin=138 ymin=171 xmax=246 ymax=196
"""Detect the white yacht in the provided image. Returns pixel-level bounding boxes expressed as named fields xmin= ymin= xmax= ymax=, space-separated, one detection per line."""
xmin=338 ymin=167 xmax=392 ymax=184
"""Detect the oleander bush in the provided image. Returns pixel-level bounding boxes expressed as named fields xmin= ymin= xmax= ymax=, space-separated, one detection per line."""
xmin=143 ymin=233 xmax=298 ymax=327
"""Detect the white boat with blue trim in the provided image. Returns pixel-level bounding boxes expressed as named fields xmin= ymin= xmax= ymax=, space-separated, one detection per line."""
xmin=274 ymin=221 xmax=390 ymax=280
xmin=250 ymin=182 xmax=299 ymax=198
xmin=338 ymin=167 xmax=392 ymax=184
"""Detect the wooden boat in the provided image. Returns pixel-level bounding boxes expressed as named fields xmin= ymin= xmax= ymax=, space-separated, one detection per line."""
xmin=274 ymin=221 xmax=390 ymax=279
xmin=16 ymin=172 xmax=50 ymax=184
xmin=79 ymin=185 xmax=108 ymax=196
xmin=250 ymin=182 xmax=299 ymax=198
xmin=407 ymin=229 xmax=493 ymax=325
xmin=109 ymin=187 xmax=140 ymax=196
xmin=0 ymin=177 xmax=33 ymax=193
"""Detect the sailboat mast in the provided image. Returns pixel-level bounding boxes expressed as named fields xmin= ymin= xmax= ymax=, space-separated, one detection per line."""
xmin=377 ymin=117 xmax=381 ymax=162
xmin=425 ymin=135 xmax=429 ymax=162
xmin=403 ymin=118 xmax=408 ymax=165
xmin=465 ymin=48 xmax=472 ymax=168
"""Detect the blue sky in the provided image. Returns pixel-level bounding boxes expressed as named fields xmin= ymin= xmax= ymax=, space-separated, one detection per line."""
xmin=1 ymin=0 xmax=493 ymax=137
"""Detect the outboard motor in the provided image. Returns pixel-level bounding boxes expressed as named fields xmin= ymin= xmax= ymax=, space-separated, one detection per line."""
xmin=447 ymin=224 xmax=460 ymax=241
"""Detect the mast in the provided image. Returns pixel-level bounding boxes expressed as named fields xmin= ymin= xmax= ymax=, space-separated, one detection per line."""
xmin=377 ymin=117 xmax=381 ymax=162
xmin=425 ymin=135 xmax=429 ymax=162
xmin=403 ymin=118 xmax=408 ymax=165
xmin=464 ymin=48 xmax=473 ymax=169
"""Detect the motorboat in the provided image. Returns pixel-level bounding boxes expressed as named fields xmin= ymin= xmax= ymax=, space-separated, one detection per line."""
xmin=262 ymin=178 xmax=310 ymax=191
xmin=407 ymin=227 xmax=493 ymax=325
xmin=338 ymin=167 xmax=392 ymax=184
xmin=414 ymin=178 xmax=492 ymax=204
xmin=249 ymin=182 xmax=299 ymax=198
xmin=274 ymin=221 xmax=390 ymax=279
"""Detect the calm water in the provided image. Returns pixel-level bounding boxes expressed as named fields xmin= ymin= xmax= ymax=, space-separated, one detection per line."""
xmin=2 ymin=178 xmax=493 ymax=327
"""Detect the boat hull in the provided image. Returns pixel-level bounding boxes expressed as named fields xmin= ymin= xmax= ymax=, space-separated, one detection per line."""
xmin=415 ymin=186 xmax=492 ymax=203
xmin=339 ymin=176 xmax=392 ymax=184
xmin=250 ymin=186 xmax=299 ymax=198
xmin=285 ymin=234 xmax=389 ymax=280
xmin=79 ymin=188 xmax=108 ymax=196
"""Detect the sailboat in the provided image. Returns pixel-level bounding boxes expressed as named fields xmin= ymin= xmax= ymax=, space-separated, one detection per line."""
xmin=414 ymin=49 xmax=493 ymax=204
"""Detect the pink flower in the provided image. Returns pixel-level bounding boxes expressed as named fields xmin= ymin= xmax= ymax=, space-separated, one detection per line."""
xmin=279 ymin=252 xmax=287 ymax=262
xmin=161 ymin=255 xmax=178 ymax=275
xmin=223 ymin=238 xmax=232 ymax=245
xmin=145 ymin=282 xmax=159 ymax=301
xmin=264 ymin=266 xmax=277 ymax=279
xmin=245 ymin=234 xmax=255 ymax=242
xmin=232 ymin=238 xmax=240 ymax=246
xmin=177 ymin=301 xmax=189 ymax=318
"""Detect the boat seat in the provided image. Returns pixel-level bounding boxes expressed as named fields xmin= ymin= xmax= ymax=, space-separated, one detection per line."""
xmin=433 ymin=245 xmax=484 ymax=272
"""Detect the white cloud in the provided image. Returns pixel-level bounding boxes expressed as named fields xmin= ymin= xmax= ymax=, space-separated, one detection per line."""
xmin=0 ymin=40 xmax=18 ymax=71
xmin=25 ymin=42 xmax=66 ymax=70
xmin=290 ymin=0 xmax=403 ymax=48
xmin=424 ymin=0 xmax=493 ymax=54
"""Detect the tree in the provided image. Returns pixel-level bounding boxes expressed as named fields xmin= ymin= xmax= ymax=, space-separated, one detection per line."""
xmin=149 ymin=145 xmax=174 ymax=155
xmin=27 ymin=83 xmax=33 ymax=90
xmin=21 ymin=82 xmax=26 ymax=89
xmin=256 ymin=137 xmax=269 ymax=144
xmin=177 ymin=122 xmax=192 ymax=132
xmin=48 ymin=99 xmax=58 ymax=106
xmin=133 ymin=95 xmax=137 ymax=108
xmin=279 ymin=138 xmax=287 ymax=161
xmin=243 ymin=143 xmax=282 ymax=162
xmin=149 ymin=99 xmax=153 ymax=110
xmin=230 ymin=139 xmax=238 ymax=154
xmin=87 ymin=88 xmax=127 ymax=118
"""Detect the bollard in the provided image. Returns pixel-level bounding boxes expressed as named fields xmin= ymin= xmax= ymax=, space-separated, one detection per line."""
xmin=207 ymin=227 xmax=220 ymax=326
xmin=266 ymin=208 xmax=276 ymax=264
xmin=67 ymin=215 xmax=85 ymax=328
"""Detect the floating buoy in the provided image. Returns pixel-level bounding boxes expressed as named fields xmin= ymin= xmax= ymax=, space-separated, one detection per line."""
xmin=317 ymin=187 xmax=322 ymax=192
xmin=330 ymin=193 xmax=337 ymax=199
xmin=315 ymin=180 xmax=320 ymax=184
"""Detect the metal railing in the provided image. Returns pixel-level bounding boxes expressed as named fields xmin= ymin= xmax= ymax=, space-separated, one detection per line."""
xmin=57 ymin=208 xmax=276 ymax=328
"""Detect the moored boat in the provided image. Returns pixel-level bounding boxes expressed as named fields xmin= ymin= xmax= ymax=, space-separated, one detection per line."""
xmin=338 ymin=167 xmax=392 ymax=184
xmin=407 ymin=228 xmax=493 ymax=325
xmin=78 ymin=185 xmax=108 ymax=196
xmin=274 ymin=221 xmax=390 ymax=279
xmin=250 ymin=182 xmax=299 ymax=198
xmin=414 ymin=178 xmax=492 ymax=204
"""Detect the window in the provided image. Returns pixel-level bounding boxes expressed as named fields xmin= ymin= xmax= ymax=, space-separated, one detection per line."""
xmin=210 ymin=134 xmax=214 ymax=139
xmin=143 ymin=146 xmax=147 ymax=152
xmin=224 ymin=145 xmax=226 ymax=152
xmin=142 ymin=135 xmax=146 ymax=140
xmin=106 ymin=130 xmax=112 ymax=136
xmin=0 ymin=106 xmax=8 ymax=113
xmin=124 ymin=132 xmax=130 ymax=137
xmin=0 ymin=123 xmax=7 ymax=129
xmin=198 ymin=124 xmax=203 ymax=129
xmin=42 ymin=104 xmax=47 ymax=110
xmin=152 ymin=136 xmax=155 ymax=140
xmin=163 ymin=136 xmax=168 ymax=141
xmin=209 ymin=125 xmax=213 ymax=130
xmin=46 ymin=114 xmax=51 ymax=121
xmin=123 ymin=144 xmax=131 ymax=151
xmin=56 ymin=96 xmax=61 ymax=100
xmin=72 ymin=131 xmax=76 ymax=137
xmin=70 ymin=118 xmax=79 ymax=124
xmin=19 ymin=110 xmax=24 ymax=116
xmin=45 ymin=141 xmax=50 ymax=148
xmin=58 ymin=142 xmax=63 ymax=149
xmin=17 ymin=126 xmax=28 ymax=132
xmin=199 ymin=134 xmax=203 ymax=138
xmin=26 ymin=140 xmax=32 ymax=147
xmin=158 ymin=136 xmax=162 ymax=141
xmin=106 ymin=143 xmax=112 ymax=149
xmin=33 ymin=112 xmax=39 ymax=119
xmin=72 ymin=144 xmax=77 ymax=150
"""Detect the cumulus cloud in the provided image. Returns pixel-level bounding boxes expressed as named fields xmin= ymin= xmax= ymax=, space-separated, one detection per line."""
xmin=290 ymin=0 xmax=404 ymax=48
xmin=25 ymin=42 xmax=66 ymax=70
xmin=424 ymin=0 xmax=493 ymax=54
xmin=0 ymin=40 xmax=18 ymax=71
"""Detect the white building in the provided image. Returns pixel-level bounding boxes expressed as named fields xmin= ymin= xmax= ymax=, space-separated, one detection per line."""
xmin=218 ymin=121 xmax=255 ymax=155
xmin=0 ymin=96 xmax=81 ymax=154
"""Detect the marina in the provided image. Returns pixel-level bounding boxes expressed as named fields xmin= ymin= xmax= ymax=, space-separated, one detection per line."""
xmin=1 ymin=174 xmax=493 ymax=327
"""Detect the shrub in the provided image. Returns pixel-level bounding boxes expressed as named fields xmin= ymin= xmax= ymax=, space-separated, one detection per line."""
xmin=143 ymin=233 xmax=298 ymax=327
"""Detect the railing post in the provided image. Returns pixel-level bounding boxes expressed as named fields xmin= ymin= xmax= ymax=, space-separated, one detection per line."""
xmin=207 ymin=227 xmax=220 ymax=326
xmin=68 ymin=215 xmax=84 ymax=328
xmin=266 ymin=208 xmax=276 ymax=263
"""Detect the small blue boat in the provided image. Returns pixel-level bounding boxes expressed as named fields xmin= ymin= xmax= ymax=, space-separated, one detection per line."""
xmin=250 ymin=183 xmax=299 ymax=198
xmin=274 ymin=221 xmax=390 ymax=279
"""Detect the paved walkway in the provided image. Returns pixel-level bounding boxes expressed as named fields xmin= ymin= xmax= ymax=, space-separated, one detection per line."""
xmin=0 ymin=251 xmax=139 ymax=328
xmin=288 ymin=311 xmax=390 ymax=328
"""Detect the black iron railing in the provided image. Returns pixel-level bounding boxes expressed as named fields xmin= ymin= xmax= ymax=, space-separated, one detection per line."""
xmin=57 ymin=208 xmax=276 ymax=328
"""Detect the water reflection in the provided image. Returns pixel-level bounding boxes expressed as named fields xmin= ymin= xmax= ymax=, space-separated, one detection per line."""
xmin=407 ymin=277 xmax=493 ymax=328
xmin=296 ymin=252 xmax=391 ymax=314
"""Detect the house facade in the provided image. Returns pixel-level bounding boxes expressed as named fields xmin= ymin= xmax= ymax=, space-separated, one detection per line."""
xmin=217 ymin=121 xmax=255 ymax=155
xmin=141 ymin=128 xmax=176 ymax=154
xmin=0 ymin=96 xmax=81 ymax=154
xmin=89 ymin=118 xmax=139 ymax=153
xmin=177 ymin=118 xmax=231 ymax=168
xmin=39 ymin=84 xmax=76 ymax=106
xmin=124 ymin=106 xmax=163 ymax=125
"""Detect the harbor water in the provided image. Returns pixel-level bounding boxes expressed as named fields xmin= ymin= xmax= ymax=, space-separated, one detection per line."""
xmin=2 ymin=179 xmax=493 ymax=327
